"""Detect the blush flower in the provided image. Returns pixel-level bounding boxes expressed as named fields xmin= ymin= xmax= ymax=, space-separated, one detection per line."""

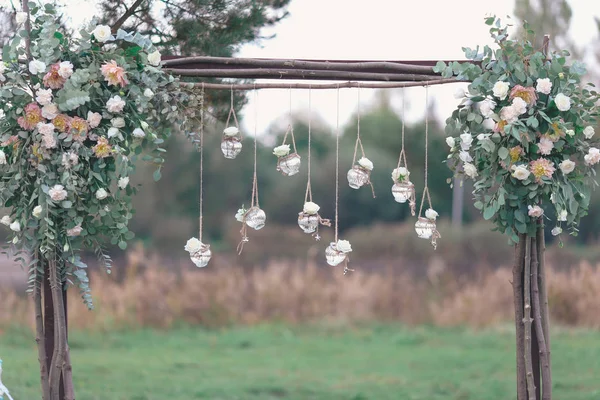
xmin=18 ymin=103 xmax=43 ymax=130
xmin=52 ymin=114 xmax=71 ymax=133
xmin=43 ymin=63 xmax=67 ymax=89
xmin=529 ymin=158 xmax=556 ymax=183
xmin=509 ymin=85 xmax=538 ymax=106
xmin=509 ymin=146 xmax=524 ymax=163
xmin=537 ymin=137 xmax=554 ymax=155
xmin=48 ymin=184 xmax=68 ymax=201
xmin=69 ymin=117 xmax=89 ymax=142
xmin=41 ymin=103 xmax=59 ymax=120
xmin=87 ymin=111 xmax=102 ymax=128
xmin=67 ymin=225 xmax=83 ymax=237
xmin=101 ymin=60 xmax=128 ymax=87
xmin=528 ymin=205 xmax=544 ymax=218
xmin=536 ymin=78 xmax=552 ymax=95
xmin=584 ymin=147 xmax=600 ymax=166
xmin=106 ymin=95 xmax=126 ymax=113
xmin=93 ymin=137 xmax=113 ymax=158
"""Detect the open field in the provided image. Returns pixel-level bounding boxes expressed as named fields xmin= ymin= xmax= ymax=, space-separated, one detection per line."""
xmin=1 ymin=324 xmax=600 ymax=400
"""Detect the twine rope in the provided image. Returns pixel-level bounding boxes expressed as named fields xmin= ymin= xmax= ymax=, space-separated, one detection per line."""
xmin=397 ymin=88 xmax=408 ymax=169
xmin=335 ymin=85 xmax=340 ymax=242
xmin=304 ymin=85 xmax=313 ymax=203
xmin=199 ymin=84 xmax=205 ymax=242
xmin=281 ymin=85 xmax=298 ymax=153
xmin=225 ymin=84 xmax=240 ymax=130
xmin=418 ymin=85 xmax=433 ymax=217
xmin=251 ymin=84 xmax=259 ymax=207
xmin=351 ymin=85 xmax=366 ymax=164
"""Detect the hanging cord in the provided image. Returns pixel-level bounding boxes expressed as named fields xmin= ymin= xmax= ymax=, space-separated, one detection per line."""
xmin=225 ymin=84 xmax=240 ymax=132
xmin=199 ymin=84 xmax=205 ymax=242
xmin=281 ymin=85 xmax=298 ymax=153
xmin=397 ymin=88 xmax=416 ymax=215
xmin=334 ymin=85 xmax=340 ymax=243
xmin=351 ymin=85 xmax=375 ymax=198
xmin=251 ymin=84 xmax=259 ymax=207
xmin=418 ymin=85 xmax=433 ymax=217
xmin=304 ymin=85 xmax=313 ymax=203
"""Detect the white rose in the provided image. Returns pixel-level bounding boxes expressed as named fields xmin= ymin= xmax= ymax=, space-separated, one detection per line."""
xmin=111 ymin=117 xmax=126 ymax=128
xmin=235 ymin=208 xmax=246 ymax=222
xmin=185 ymin=237 xmax=202 ymax=253
xmin=358 ymin=157 xmax=374 ymax=171
xmin=511 ymin=97 xmax=528 ymax=115
xmin=392 ymin=167 xmax=409 ymax=182
xmin=10 ymin=221 xmax=20 ymax=232
xmin=459 ymin=151 xmax=472 ymax=163
xmin=273 ymin=144 xmax=291 ymax=157
xmin=303 ymin=201 xmax=320 ymax=215
xmin=1 ymin=216 xmax=11 ymax=226
xmin=558 ymin=209 xmax=567 ymax=222
xmin=223 ymin=126 xmax=239 ymax=137
xmin=87 ymin=111 xmax=102 ymax=128
xmin=482 ymin=118 xmax=496 ymax=130
xmin=511 ymin=165 xmax=531 ymax=181
xmin=0 ymin=62 xmax=4 ymax=74
xmin=460 ymin=133 xmax=473 ymax=151
xmin=147 ymin=50 xmax=162 ymax=66
xmin=67 ymin=225 xmax=82 ymax=237
xmin=41 ymin=103 xmax=59 ymax=120
xmin=48 ymin=184 xmax=68 ymax=201
xmin=107 ymin=127 xmax=120 ymax=138
xmin=554 ymin=93 xmax=571 ymax=111
xmin=584 ymin=147 xmax=600 ymax=166
xmin=336 ymin=239 xmax=352 ymax=253
xmin=500 ymin=105 xmax=519 ymax=124
xmin=118 ymin=176 xmax=129 ymax=189
xmin=15 ymin=11 xmax=27 ymax=24
xmin=37 ymin=122 xmax=55 ymax=136
xmin=528 ymin=205 xmax=544 ymax=218
xmin=132 ymin=128 xmax=145 ymax=138
xmin=551 ymin=226 xmax=562 ymax=236
xmin=28 ymin=59 xmax=47 ymax=75
xmin=143 ymin=88 xmax=154 ymax=98
xmin=583 ymin=126 xmax=595 ymax=140
xmin=559 ymin=159 xmax=575 ymax=175
xmin=33 ymin=205 xmax=43 ymax=218
xmin=565 ymin=129 xmax=575 ymax=137
xmin=91 ymin=25 xmax=113 ymax=43
xmin=35 ymin=89 xmax=53 ymax=106
xmin=106 ymin=96 xmax=126 ymax=113
xmin=425 ymin=208 xmax=439 ymax=220
xmin=445 ymin=137 xmax=455 ymax=148
xmin=0 ymin=150 xmax=6 ymax=165
xmin=463 ymin=162 xmax=478 ymax=179
xmin=479 ymin=98 xmax=496 ymax=118
xmin=536 ymin=78 xmax=552 ymax=95
xmin=493 ymin=81 xmax=510 ymax=100
xmin=57 ymin=61 xmax=74 ymax=79
xmin=95 ymin=188 xmax=108 ymax=200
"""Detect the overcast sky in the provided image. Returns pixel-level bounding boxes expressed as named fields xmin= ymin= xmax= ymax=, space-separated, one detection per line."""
xmin=3 ymin=0 xmax=599 ymax=136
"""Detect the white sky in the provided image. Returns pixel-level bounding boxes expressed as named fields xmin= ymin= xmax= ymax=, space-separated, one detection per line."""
xmin=3 ymin=0 xmax=599 ymax=135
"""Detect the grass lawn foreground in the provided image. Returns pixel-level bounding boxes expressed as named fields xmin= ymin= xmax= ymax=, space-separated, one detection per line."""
xmin=1 ymin=324 xmax=599 ymax=399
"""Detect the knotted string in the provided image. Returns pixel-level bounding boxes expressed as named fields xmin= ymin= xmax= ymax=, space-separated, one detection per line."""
xmin=352 ymin=85 xmax=375 ymax=198
xmin=199 ymin=84 xmax=205 ymax=242
xmin=334 ymin=85 xmax=340 ymax=243
xmin=225 ymin=84 xmax=240 ymax=131
xmin=281 ymin=85 xmax=298 ymax=153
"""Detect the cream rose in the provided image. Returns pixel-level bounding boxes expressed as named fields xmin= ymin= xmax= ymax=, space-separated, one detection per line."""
xmin=336 ymin=239 xmax=352 ymax=253
xmin=118 ymin=177 xmax=129 ymax=189
xmin=58 ymin=61 xmax=74 ymax=79
xmin=223 ymin=126 xmax=239 ymax=137
xmin=28 ymin=59 xmax=46 ymax=75
xmin=132 ymin=128 xmax=145 ymax=138
xmin=536 ymin=78 xmax=552 ymax=95
xmin=460 ymin=133 xmax=473 ymax=151
xmin=91 ymin=25 xmax=113 ymax=43
xmin=0 ymin=216 xmax=11 ymax=226
xmin=49 ymin=185 xmax=68 ymax=201
xmin=463 ymin=162 xmax=478 ymax=179
xmin=528 ymin=205 xmax=544 ymax=218
xmin=273 ymin=144 xmax=291 ymax=157
xmin=554 ymin=93 xmax=571 ymax=111
xmin=392 ymin=167 xmax=409 ymax=182
xmin=111 ymin=117 xmax=126 ymax=128
xmin=425 ymin=208 xmax=439 ymax=220
xmin=10 ymin=221 xmax=20 ymax=232
xmin=33 ymin=205 xmax=43 ymax=218
xmin=479 ymin=98 xmax=496 ymax=118
xmin=459 ymin=151 xmax=473 ymax=163
xmin=511 ymin=165 xmax=531 ymax=181
xmin=106 ymin=95 xmax=126 ymax=113
xmin=493 ymin=81 xmax=510 ymax=100
xmin=303 ymin=201 xmax=320 ymax=215
xmin=559 ymin=159 xmax=575 ymax=175
xmin=87 ymin=111 xmax=102 ymax=128
xmin=36 ymin=89 xmax=53 ymax=106
xmin=41 ymin=104 xmax=59 ymax=120
xmin=583 ymin=126 xmax=595 ymax=139
xmin=358 ymin=157 xmax=374 ymax=171
xmin=584 ymin=147 xmax=600 ymax=166
xmin=147 ymin=50 xmax=162 ymax=66
xmin=95 ymin=188 xmax=108 ymax=200
xmin=0 ymin=150 xmax=6 ymax=165
xmin=185 ymin=237 xmax=203 ymax=253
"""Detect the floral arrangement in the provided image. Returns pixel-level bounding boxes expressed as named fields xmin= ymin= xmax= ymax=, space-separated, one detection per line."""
xmin=0 ymin=4 xmax=200 ymax=305
xmin=438 ymin=17 xmax=600 ymax=243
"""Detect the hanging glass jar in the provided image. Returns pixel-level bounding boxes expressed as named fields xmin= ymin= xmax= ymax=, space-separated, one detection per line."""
xmin=185 ymin=238 xmax=212 ymax=268
xmin=391 ymin=167 xmax=416 ymax=214
xmin=277 ymin=153 xmax=302 ymax=176
xmin=415 ymin=208 xmax=441 ymax=249
xmin=221 ymin=127 xmax=242 ymax=159
xmin=298 ymin=212 xmax=319 ymax=233
xmin=325 ymin=242 xmax=348 ymax=266
xmin=244 ymin=206 xmax=266 ymax=230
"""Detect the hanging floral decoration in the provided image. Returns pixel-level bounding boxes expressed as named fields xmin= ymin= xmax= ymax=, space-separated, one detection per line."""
xmin=273 ymin=126 xmax=301 ymax=176
xmin=221 ymin=88 xmax=243 ymax=159
xmin=438 ymin=17 xmax=600 ymax=243
xmin=391 ymin=90 xmax=416 ymax=214
xmin=347 ymin=88 xmax=375 ymax=197
xmin=0 ymin=5 xmax=200 ymax=306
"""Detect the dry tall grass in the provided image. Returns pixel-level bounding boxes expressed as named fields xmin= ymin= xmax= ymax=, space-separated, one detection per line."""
xmin=2 ymin=244 xmax=600 ymax=332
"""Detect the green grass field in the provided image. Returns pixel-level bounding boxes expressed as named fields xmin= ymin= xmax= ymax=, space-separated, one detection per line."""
xmin=1 ymin=324 xmax=599 ymax=399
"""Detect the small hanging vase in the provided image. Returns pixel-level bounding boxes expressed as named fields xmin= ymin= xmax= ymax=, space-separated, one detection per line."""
xmin=415 ymin=208 xmax=441 ymax=249
xmin=298 ymin=201 xmax=330 ymax=239
xmin=325 ymin=239 xmax=354 ymax=274
xmin=274 ymin=125 xmax=301 ymax=176
xmin=347 ymin=165 xmax=370 ymax=189
xmin=244 ymin=206 xmax=267 ymax=230
xmin=221 ymin=127 xmax=242 ymax=159
xmin=391 ymin=166 xmax=416 ymax=215
xmin=185 ymin=238 xmax=212 ymax=268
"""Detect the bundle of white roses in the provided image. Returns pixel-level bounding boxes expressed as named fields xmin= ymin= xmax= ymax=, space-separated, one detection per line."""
xmin=0 ymin=5 xmax=200 ymax=306
xmin=436 ymin=17 xmax=600 ymax=243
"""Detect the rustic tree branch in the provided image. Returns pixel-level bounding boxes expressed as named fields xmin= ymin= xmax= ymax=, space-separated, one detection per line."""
xmin=34 ymin=258 xmax=50 ymax=400
xmin=531 ymin=236 xmax=551 ymax=400
xmin=63 ymin=343 xmax=74 ymax=400
xmin=165 ymin=67 xmax=443 ymax=82
xmin=162 ymin=56 xmax=439 ymax=75
xmin=537 ymin=224 xmax=552 ymax=397
xmin=513 ymin=234 xmax=528 ymax=400
xmin=48 ymin=259 xmax=67 ymax=400
xmin=523 ymin=236 xmax=536 ymax=400
xmin=111 ymin=0 xmax=146 ymax=33
xmin=185 ymin=78 xmax=460 ymax=91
